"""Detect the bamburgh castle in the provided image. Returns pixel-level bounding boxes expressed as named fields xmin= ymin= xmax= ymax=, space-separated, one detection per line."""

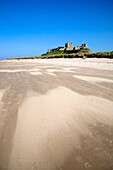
xmin=48 ymin=42 xmax=89 ymax=53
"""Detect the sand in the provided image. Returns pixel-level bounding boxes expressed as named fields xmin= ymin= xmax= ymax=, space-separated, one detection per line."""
xmin=0 ymin=58 xmax=113 ymax=170
xmin=73 ymin=75 xmax=113 ymax=83
xmin=35 ymin=58 xmax=113 ymax=70
xmin=30 ymin=71 xmax=43 ymax=75
xmin=0 ymin=90 xmax=5 ymax=101
xmin=9 ymin=87 xmax=113 ymax=170
xmin=0 ymin=68 xmax=40 ymax=73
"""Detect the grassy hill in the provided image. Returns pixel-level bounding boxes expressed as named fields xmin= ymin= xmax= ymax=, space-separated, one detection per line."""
xmin=7 ymin=51 xmax=113 ymax=60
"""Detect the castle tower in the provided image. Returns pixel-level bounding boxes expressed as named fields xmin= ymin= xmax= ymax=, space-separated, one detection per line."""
xmin=82 ymin=44 xmax=87 ymax=48
xmin=65 ymin=42 xmax=74 ymax=50
xmin=65 ymin=42 xmax=73 ymax=48
xmin=48 ymin=49 xmax=51 ymax=53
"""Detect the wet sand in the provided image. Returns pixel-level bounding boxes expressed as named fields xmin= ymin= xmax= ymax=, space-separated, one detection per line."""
xmin=0 ymin=58 xmax=113 ymax=170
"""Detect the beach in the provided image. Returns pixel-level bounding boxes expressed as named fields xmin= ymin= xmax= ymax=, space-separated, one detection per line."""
xmin=0 ymin=58 xmax=113 ymax=170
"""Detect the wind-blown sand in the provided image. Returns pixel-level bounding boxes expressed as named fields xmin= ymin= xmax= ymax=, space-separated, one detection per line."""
xmin=30 ymin=71 xmax=42 ymax=75
xmin=0 ymin=90 xmax=5 ymax=101
xmin=73 ymin=75 xmax=113 ymax=83
xmin=9 ymin=87 xmax=113 ymax=170
xmin=0 ymin=58 xmax=113 ymax=170
xmin=35 ymin=58 xmax=113 ymax=70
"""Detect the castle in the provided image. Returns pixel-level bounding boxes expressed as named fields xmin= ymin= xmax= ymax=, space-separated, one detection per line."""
xmin=48 ymin=42 xmax=88 ymax=53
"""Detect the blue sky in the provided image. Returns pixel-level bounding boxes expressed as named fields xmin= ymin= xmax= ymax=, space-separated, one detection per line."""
xmin=0 ymin=0 xmax=113 ymax=59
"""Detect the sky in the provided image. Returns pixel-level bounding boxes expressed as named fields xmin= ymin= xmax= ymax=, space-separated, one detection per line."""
xmin=0 ymin=0 xmax=113 ymax=59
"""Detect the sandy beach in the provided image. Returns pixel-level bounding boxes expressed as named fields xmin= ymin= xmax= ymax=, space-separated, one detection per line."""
xmin=0 ymin=58 xmax=113 ymax=170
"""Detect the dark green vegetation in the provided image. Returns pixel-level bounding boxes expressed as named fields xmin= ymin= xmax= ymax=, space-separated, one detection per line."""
xmin=7 ymin=51 xmax=113 ymax=60
xmin=41 ymin=51 xmax=113 ymax=59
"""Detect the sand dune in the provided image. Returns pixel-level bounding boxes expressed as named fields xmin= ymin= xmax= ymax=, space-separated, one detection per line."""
xmin=9 ymin=86 xmax=113 ymax=170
